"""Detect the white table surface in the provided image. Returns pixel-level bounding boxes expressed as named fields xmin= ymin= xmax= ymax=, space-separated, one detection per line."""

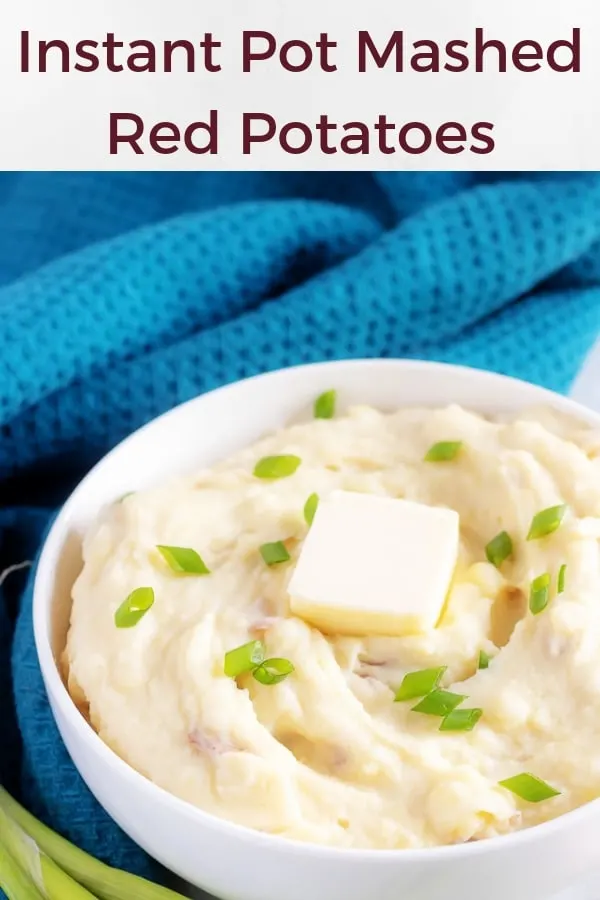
xmin=175 ymin=343 xmax=600 ymax=900
xmin=571 ymin=342 xmax=600 ymax=413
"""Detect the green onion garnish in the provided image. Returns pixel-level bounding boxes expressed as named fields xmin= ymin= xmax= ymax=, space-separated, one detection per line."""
xmin=304 ymin=493 xmax=319 ymax=526
xmin=439 ymin=708 xmax=483 ymax=732
xmin=424 ymin=441 xmax=462 ymax=462
xmin=395 ymin=666 xmax=447 ymax=702
xmin=224 ymin=640 xmax=265 ymax=677
xmin=485 ymin=531 xmax=513 ymax=568
xmin=527 ymin=504 xmax=567 ymax=540
xmin=314 ymin=390 xmax=336 ymax=419
xmin=114 ymin=587 xmax=154 ymax=628
xmin=529 ymin=572 xmax=551 ymax=615
xmin=498 ymin=773 xmax=560 ymax=803
xmin=224 ymin=642 xmax=294 ymax=685
xmin=260 ymin=541 xmax=291 ymax=566
xmin=478 ymin=650 xmax=491 ymax=670
xmin=254 ymin=455 xmax=301 ymax=479
xmin=558 ymin=563 xmax=567 ymax=594
xmin=156 ymin=545 xmax=210 ymax=575
xmin=252 ymin=657 xmax=295 ymax=685
xmin=411 ymin=689 xmax=466 ymax=717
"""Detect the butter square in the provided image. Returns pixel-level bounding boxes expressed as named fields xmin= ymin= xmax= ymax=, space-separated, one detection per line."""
xmin=288 ymin=490 xmax=459 ymax=636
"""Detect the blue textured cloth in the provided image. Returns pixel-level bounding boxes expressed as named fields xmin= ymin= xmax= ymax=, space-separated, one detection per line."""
xmin=2 ymin=171 xmax=600 ymax=890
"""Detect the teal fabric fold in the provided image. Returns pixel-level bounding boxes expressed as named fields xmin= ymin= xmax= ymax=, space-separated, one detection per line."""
xmin=1 ymin=171 xmax=600 ymax=888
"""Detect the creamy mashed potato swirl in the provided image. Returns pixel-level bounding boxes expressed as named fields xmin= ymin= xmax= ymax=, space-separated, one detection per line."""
xmin=65 ymin=404 xmax=600 ymax=848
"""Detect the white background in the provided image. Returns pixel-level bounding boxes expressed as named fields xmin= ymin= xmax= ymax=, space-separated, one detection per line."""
xmin=572 ymin=343 xmax=600 ymax=413
xmin=0 ymin=0 xmax=598 ymax=169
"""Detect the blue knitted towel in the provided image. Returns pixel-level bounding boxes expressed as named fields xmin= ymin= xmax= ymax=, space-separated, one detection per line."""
xmin=2 ymin=171 xmax=600 ymax=891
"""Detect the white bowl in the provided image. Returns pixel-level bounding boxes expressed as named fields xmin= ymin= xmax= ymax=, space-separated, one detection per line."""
xmin=33 ymin=359 xmax=600 ymax=900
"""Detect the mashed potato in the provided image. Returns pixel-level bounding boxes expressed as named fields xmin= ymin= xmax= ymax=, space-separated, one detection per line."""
xmin=65 ymin=403 xmax=600 ymax=848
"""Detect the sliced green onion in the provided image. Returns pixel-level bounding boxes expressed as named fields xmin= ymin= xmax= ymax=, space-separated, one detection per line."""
xmin=395 ymin=666 xmax=447 ymax=702
xmin=254 ymin=454 xmax=301 ymax=479
xmin=252 ymin=657 xmax=295 ymax=685
xmin=478 ymin=650 xmax=491 ymax=670
xmin=114 ymin=587 xmax=154 ymax=628
xmin=529 ymin=572 xmax=551 ymax=615
xmin=424 ymin=441 xmax=462 ymax=462
xmin=439 ymin=708 xmax=483 ymax=732
xmin=527 ymin=504 xmax=567 ymax=540
xmin=260 ymin=541 xmax=291 ymax=566
xmin=411 ymin=689 xmax=466 ymax=717
xmin=485 ymin=531 xmax=513 ymax=567
xmin=156 ymin=545 xmax=210 ymax=575
xmin=119 ymin=491 xmax=135 ymax=502
xmin=314 ymin=389 xmax=337 ymax=419
xmin=558 ymin=563 xmax=567 ymax=594
xmin=498 ymin=773 xmax=561 ymax=802
xmin=304 ymin=492 xmax=319 ymax=526
xmin=224 ymin=640 xmax=265 ymax=677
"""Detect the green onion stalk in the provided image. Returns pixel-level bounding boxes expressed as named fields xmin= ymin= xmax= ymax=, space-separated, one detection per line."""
xmin=0 ymin=786 xmax=188 ymax=900
xmin=0 ymin=839 xmax=46 ymax=900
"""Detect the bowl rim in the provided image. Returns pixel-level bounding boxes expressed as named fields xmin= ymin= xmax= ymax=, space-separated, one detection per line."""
xmin=32 ymin=358 xmax=600 ymax=863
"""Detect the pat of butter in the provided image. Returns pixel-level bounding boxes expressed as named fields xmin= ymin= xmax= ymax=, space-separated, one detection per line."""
xmin=288 ymin=491 xmax=459 ymax=636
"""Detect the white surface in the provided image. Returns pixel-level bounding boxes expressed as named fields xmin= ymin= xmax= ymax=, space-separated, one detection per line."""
xmin=33 ymin=359 xmax=600 ymax=900
xmin=571 ymin=342 xmax=600 ymax=413
xmin=289 ymin=492 xmax=459 ymax=636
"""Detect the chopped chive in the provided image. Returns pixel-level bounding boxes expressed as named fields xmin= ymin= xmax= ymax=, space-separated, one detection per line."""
xmin=485 ymin=531 xmax=513 ymax=568
xmin=252 ymin=657 xmax=295 ymax=685
xmin=254 ymin=455 xmax=301 ymax=479
xmin=156 ymin=545 xmax=210 ymax=575
xmin=424 ymin=441 xmax=462 ymax=462
xmin=114 ymin=586 xmax=154 ymax=628
xmin=558 ymin=563 xmax=567 ymax=594
xmin=260 ymin=541 xmax=291 ymax=566
xmin=411 ymin=689 xmax=466 ymax=717
xmin=224 ymin=640 xmax=265 ymax=678
xmin=314 ymin=389 xmax=337 ymax=419
xmin=498 ymin=773 xmax=561 ymax=803
xmin=478 ymin=650 xmax=491 ymax=670
xmin=119 ymin=491 xmax=135 ymax=502
xmin=439 ymin=708 xmax=483 ymax=732
xmin=304 ymin=492 xmax=319 ymax=526
xmin=527 ymin=504 xmax=567 ymax=540
xmin=395 ymin=666 xmax=447 ymax=702
xmin=529 ymin=572 xmax=551 ymax=615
